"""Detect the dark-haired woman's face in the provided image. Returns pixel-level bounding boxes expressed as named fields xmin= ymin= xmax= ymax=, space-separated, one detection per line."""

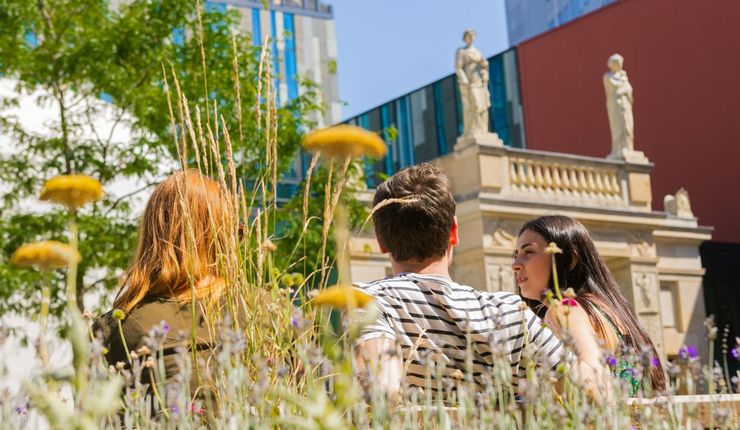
xmin=512 ymin=229 xmax=551 ymax=302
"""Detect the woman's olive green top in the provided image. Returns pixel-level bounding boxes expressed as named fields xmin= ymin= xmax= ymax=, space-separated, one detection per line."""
xmin=94 ymin=297 xmax=216 ymax=407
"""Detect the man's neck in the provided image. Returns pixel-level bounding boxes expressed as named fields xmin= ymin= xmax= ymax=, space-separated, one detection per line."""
xmin=391 ymin=256 xmax=451 ymax=279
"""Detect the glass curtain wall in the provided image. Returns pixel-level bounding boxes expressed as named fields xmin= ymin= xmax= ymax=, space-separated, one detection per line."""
xmin=345 ymin=48 xmax=525 ymax=187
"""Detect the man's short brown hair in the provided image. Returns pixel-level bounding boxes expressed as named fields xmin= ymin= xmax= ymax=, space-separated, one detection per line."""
xmin=372 ymin=163 xmax=456 ymax=262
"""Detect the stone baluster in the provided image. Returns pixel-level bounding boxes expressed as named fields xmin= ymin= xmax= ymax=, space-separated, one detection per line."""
xmin=533 ymin=163 xmax=544 ymax=190
xmin=543 ymin=165 xmax=553 ymax=193
xmin=525 ymin=160 xmax=536 ymax=191
xmin=552 ymin=165 xmax=563 ymax=194
xmin=510 ymin=159 xmax=520 ymax=190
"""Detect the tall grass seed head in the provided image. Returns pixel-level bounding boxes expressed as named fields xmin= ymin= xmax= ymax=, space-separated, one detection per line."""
xmin=10 ymin=240 xmax=81 ymax=270
xmin=40 ymin=174 xmax=103 ymax=210
xmin=302 ymin=124 xmax=387 ymax=159
xmin=544 ymin=242 xmax=563 ymax=254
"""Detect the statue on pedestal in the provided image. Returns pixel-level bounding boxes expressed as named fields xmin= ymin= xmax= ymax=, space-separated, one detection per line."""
xmin=664 ymin=188 xmax=694 ymax=219
xmin=456 ymin=29 xmax=491 ymax=139
xmin=604 ymin=54 xmax=646 ymax=162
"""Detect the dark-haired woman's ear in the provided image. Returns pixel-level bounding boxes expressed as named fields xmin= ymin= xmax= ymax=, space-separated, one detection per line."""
xmin=569 ymin=250 xmax=579 ymax=270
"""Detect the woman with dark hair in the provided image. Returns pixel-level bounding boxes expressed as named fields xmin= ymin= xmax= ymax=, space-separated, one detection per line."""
xmin=511 ymin=215 xmax=666 ymax=396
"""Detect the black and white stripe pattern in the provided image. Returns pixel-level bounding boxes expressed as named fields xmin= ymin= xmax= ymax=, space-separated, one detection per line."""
xmin=355 ymin=273 xmax=565 ymax=390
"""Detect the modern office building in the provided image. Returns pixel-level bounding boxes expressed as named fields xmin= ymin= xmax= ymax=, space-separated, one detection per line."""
xmin=345 ymin=49 xmax=525 ymax=187
xmin=505 ymin=0 xmax=616 ymax=45
xmin=347 ymin=0 xmax=740 ymax=367
xmin=209 ymin=0 xmax=340 ymax=199
xmin=210 ymin=0 xmax=340 ymax=126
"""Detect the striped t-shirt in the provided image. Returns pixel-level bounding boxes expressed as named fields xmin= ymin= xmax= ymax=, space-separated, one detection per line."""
xmin=355 ymin=273 xmax=566 ymax=391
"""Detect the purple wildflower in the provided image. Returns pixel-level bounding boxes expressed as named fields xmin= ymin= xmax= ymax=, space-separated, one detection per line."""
xmin=731 ymin=347 xmax=739 ymax=360
xmin=678 ymin=344 xmax=698 ymax=360
xmin=606 ymin=354 xmax=618 ymax=367
xmin=651 ymin=356 xmax=660 ymax=368
xmin=15 ymin=403 xmax=28 ymax=416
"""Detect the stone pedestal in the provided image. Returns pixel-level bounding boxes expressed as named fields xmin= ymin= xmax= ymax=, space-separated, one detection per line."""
xmin=609 ymin=147 xmax=649 ymax=164
xmin=455 ymin=132 xmax=504 ymax=151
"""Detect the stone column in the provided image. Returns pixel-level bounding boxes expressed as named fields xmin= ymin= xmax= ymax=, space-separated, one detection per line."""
xmin=610 ymin=257 xmax=666 ymax=360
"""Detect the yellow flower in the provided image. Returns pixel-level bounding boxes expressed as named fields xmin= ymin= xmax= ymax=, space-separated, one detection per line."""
xmin=312 ymin=284 xmax=374 ymax=309
xmin=10 ymin=240 xmax=81 ymax=270
xmin=40 ymin=175 xmax=103 ymax=210
xmin=544 ymin=242 xmax=563 ymax=254
xmin=302 ymin=125 xmax=387 ymax=159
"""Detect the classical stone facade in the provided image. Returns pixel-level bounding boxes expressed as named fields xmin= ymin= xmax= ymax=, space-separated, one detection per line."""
xmin=349 ymin=136 xmax=711 ymax=363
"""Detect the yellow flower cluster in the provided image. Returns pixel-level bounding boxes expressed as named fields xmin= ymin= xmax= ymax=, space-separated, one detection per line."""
xmin=10 ymin=240 xmax=81 ymax=270
xmin=312 ymin=284 xmax=374 ymax=309
xmin=303 ymin=125 xmax=387 ymax=159
xmin=40 ymin=174 xmax=103 ymax=210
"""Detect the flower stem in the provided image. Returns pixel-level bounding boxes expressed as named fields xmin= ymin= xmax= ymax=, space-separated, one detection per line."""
xmin=65 ymin=209 xmax=89 ymax=399
xmin=117 ymin=318 xmax=132 ymax=364
xmin=38 ymin=276 xmax=51 ymax=373
xmin=550 ymin=254 xmax=563 ymax=301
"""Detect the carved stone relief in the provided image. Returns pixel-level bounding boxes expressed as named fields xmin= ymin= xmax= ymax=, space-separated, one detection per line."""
xmin=486 ymin=263 xmax=516 ymax=293
xmin=628 ymin=230 xmax=655 ymax=257
xmin=633 ymin=272 xmax=659 ymax=313
xmin=483 ymin=219 xmax=520 ymax=250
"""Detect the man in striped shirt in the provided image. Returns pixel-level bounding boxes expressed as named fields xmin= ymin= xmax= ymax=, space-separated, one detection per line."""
xmin=354 ymin=163 xmax=566 ymax=398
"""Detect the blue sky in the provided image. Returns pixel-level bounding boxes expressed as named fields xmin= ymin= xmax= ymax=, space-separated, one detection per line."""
xmin=331 ymin=0 xmax=509 ymax=120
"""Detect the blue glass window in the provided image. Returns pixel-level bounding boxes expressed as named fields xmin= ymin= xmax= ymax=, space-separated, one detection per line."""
xmin=251 ymin=8 xmax=261 ymax=46
xmin=270 ymin=10 xmax=281 ymax=106
xmin=283 ymin=13 xmax=298 ymax=101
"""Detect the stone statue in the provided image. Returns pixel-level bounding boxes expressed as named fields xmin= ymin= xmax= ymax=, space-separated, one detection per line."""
xmin=664 ymin=188 xmax=694 ymax=218
xmin=604 ymin=54 xmax=646 ymax=162
xmin=456 ymin=29 xmax=491 ymax=138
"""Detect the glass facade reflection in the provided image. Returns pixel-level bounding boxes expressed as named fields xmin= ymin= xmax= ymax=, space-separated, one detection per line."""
xmin=345 ymin=48 xmax=525 ymax=187
xmin=505 ymin=0 xmax=616 ymax=45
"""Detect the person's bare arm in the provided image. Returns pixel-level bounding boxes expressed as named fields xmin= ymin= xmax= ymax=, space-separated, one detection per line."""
xmin=545 ymin=305 xmax=611 ymax=401
xmin=355 ymin=337 xmax=403 ymax=402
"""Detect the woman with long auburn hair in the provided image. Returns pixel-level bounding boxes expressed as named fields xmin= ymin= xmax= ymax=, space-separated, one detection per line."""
xmin=512 ymin=215 xmax=666 ymax=396
xmin=94 ymin=169 xmax=235 ymax=414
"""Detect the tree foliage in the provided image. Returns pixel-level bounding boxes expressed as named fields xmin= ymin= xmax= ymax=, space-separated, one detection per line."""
xmin=0 ymin=0 xmax=323 ymax=318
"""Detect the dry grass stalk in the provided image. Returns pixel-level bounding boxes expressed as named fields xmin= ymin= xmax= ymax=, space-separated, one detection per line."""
xmin=220 ymin=114 xmax=238 ymax=201
xmin=162 ymin=63 xmax=183 ymax=170
xmin=255 ymin=208 xmax=264 ymax=285
xmin=183 ymin=95 xmax=203 ymax=174
xmin=255 ymin=36 xmax=270 ymax=132
xmin=195 ymin=105 xmax=210 ymax=176
xmin=170 ymin=65 xmax=188 ymax=170
xmin=319 ymin=159 xmax=334 ymax=286
xmin=302 ymin=151 xmax=321 ymax=224
xmin=206 ymin=122 xmax=227 ymax=195
xmin=231 ymin=34 xmax=243 ymax=144
xmin=195 ymin=0 xmax=210 ymax=126
xmin=359 ymin=195 xmax=421 ymax=232
xmin=271 ymin=87 xmax=278 ymax=213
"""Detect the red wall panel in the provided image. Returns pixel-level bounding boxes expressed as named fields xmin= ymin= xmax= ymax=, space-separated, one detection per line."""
xmin=517 ymin=0 xmax=740 ymax=242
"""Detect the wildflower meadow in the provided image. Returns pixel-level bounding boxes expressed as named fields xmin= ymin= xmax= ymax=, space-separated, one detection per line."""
xmin=0 ymin=1 xmax=739 ymax=429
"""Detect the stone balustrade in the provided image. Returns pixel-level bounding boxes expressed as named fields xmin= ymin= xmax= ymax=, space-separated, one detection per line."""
xmin=438 ymin=144 xmax=654 ymax=211
xmin=508 ymin=155 xmax=622 ymax=200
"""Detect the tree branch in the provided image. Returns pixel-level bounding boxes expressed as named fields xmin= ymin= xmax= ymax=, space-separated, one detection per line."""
xmin=104 ymin=181 xmax=158 ymax=216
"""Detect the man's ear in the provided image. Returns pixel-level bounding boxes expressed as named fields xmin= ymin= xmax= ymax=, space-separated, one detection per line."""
xmin=449 ymin=216 xmax=460 ymax=246
xmin=376 ymin=237 xmax=389 ymax=254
